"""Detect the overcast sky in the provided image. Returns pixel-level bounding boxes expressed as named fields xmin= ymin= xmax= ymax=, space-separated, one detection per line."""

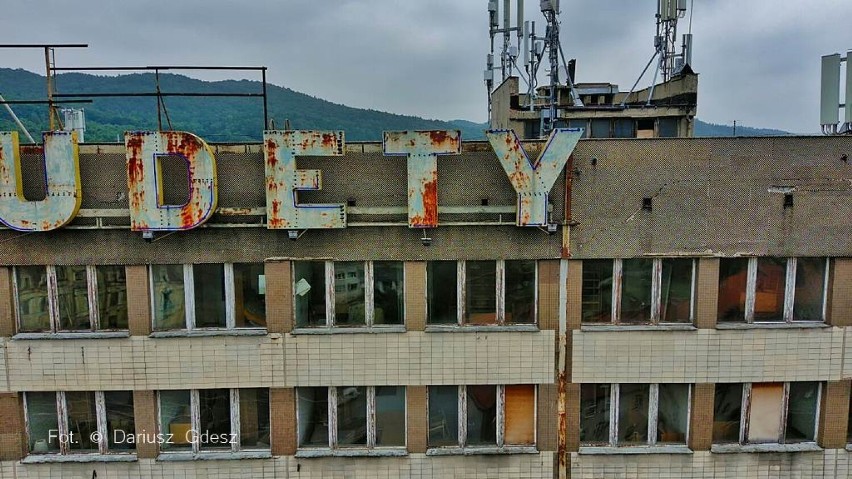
xmin=1 ymin=0 xmax=849 ymax=133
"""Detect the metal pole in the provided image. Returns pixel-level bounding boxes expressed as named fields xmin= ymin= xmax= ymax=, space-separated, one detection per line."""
xmin=0 ymin=93 xmax=36 ymax=143
xmin=44 ymin=47 xmax=55 ymax=130
xmin=262 ymin=68 xmax=269 ymax=130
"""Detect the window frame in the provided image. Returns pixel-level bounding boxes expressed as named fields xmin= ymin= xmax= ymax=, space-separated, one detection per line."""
xmin=296 ymin=386 xmax=408 ymax=456
xmin=149 ymin=263 xmax=267 ymax=332
xmin=157 ymin=388 xmax=270 ymax=456
xmin=292 ymin=260 xmax=406 ymax=330
xmin=427 ymin=260 xmax=539 ymax=327
xmin=426 ymin=384 xmax=538 ymax=454
xmin=580 ymin=383 xmax=692 ymax=449
xmin=719 ymin=257 xmax=830 ymax=324
xmin=583 ymin=258 xmax=697 ymax=326
xmin=13 ymin=265 xmax=128 ymax=335
xmin=23 ymin=391 xmax=134 ymax=457
xmin=724 ymin=382 xmax=822 ymax=447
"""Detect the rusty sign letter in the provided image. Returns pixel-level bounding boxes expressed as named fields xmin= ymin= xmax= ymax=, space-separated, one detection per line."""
xmin=125 ymin=131 xmax=218 ymax=231
xmin=264 ymin=130 xmax=346 ymax=229
xmin=383 ymin=130 xmax=461 ymax=228
xmin=486 ymin=128 xmax=582 ymax=226
xmin=0 ymin=131 xmax=81 ymax=231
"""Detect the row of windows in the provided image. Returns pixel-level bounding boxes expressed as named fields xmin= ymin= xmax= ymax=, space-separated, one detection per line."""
xmin=24 ymin=385 xmax=536 ymax=457
xmin=26 ymin=381 xmax=840 ymax=459
xmin=13 ymin=257 xmax=831 ymax=334
xmin=580 ymin=381 xmax=822 ymax=448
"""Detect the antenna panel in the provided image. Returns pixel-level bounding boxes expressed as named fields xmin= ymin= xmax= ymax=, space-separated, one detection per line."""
xmin=821 ymin=54 xmax=841 ymax=126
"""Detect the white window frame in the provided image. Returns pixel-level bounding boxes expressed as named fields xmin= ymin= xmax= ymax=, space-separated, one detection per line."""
xmin=296 ymin=386 xmax=407 ymax=456
xmin=589 ymin=258 xmax=696 ymax=325
xmin=149 ymin=263 xmax=266 ymax=331
xmin=157 ymin=388 xmax=269 ymax=455
xmin=427 ymin=260 xmax=539 ymax=326
xmin=581 ymin=383 xmax=692 ymax=448
xmin=426 ymin=385 xmax=538 ymax=454
xmin=293 ymin=260 xmax=406 ymax=329
xmin=23 ymin=391 xmax=131 ymax=457
xmin=733 ymin=258 xmax=830 ymax=324
xmin=735 ymin=382 xmax=821 ymax=446
xmin=13 ymin=265 xmax=127 ymax=333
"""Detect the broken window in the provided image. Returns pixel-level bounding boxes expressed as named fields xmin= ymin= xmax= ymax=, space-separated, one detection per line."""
xmin=151 ymin=263 xmax=266 ymax=331
xmin=582 ymin=259 xmax=695 ymax=325
xmin=294 ymin=261 xmax=405 ymax=329
xmin=14 ymin=265 xmax=128 ymax=334
xmin=24 ymin=391 xmax=136 ymax=456
xmin=718 ymin=258 xmax=828 ymax=323
xmin=579 ymin=384 xmax=690 ymax=447
xmin=159 ymin=388 xmax=269 ymax=454
xmin=427 ymin=260 xmax=537 ymax=326
xmin=297 ymin=386 xmax=406 ymax=450
xmin=712 ymin=382 xmax=820 ymax=446
xmin=427 ymin=385 xmax=536 ymax=450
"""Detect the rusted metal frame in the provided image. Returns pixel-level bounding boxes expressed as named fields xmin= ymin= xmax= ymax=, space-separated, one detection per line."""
xmin=496 ymin=260 xmax=506 ymax=325
xmin=325 ymin=262 xmax=335 ymax=328
xmin=457 ymin=261 xmax=466 ymax=326
xmin=647 ymin=384 xmax=660 ymax=446
xmin=86 ymin=265 xmax=101 ymax=331
xmin=650 ymin=259 xmax=662 ymax=324
xmin=556 ymin=260 xmax=569 ymax=479
xmin=95 ymin=391 xmax=109 ymax=455
xmin=230 ymin=389 xmax=241 ymax=453
xmin=365 ymin=262 xmax=375 ymax=328
xmin=611 ymin=260 xmax=623 ymax=324
xmin=783 ymin=258 xmax=797 ymax=322
xmin=328 ymin=387 xmax=338 ymax=448
xmin=190 ymin=389 xmax=201 ymax=454
xmin=183 ymin=265 xmax=196 ymax=330
xmin=744 ymin=258 xmax=758 ymax=323
xmin=608 ymin=384 xmax=619 ymax=446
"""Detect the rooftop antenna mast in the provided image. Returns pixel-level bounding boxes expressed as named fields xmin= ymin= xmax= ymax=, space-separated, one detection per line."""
xmin=621 ymin=0 xmax=693 ymax=107
xmin=486 ymin=0 xmax=524 ymax=121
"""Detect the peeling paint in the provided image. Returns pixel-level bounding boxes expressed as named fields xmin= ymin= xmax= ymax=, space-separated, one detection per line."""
xmin=263 ymin=130 xmax=346 ymax=229
xmin=383 ymin=130 xmax=461 ymax=228
xmin=0 ymin=131 xmax=82 ymax=232
xmin=124 ymin=131 xmax=218 ymax=231
xmin=486 ymin=128 xmax=583 ymax=227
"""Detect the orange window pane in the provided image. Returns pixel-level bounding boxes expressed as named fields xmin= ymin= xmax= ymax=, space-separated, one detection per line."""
xmin=504 ymin=385 xmax=535 ymax=445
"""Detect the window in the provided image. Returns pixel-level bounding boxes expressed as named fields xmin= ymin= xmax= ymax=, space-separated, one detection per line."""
xmin=297 ymin=386 xmax=406 ymax=453
xmin=713 ymin=382 xmax=820 ymax=446
xmin=150 ymin=263 xmax=266 ymax=331
xmin=14 ymin=265 xmax=128 ymax=333
xmin=426 ymin=260 xmax=537 ymax=326
xmin=580 ymin=383 xmax=690 ymax=447
xmin=582 ymin=259 xmax=695 ymax=324
xmin=24 ymin=391 xmax=135 ymax=456
xmin=293 ymin=261 xmax=404 ymax=328
xmin=158 ymin=388 xmax=270 ymax=454
xmin=427 ymin=385 xmax=536 ymax=451
xmin=717 ymin=258 xmax=828 ymax=323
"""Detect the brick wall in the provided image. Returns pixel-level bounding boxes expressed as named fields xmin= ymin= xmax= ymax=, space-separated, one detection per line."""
xmin=126 ymin=265 xmax=151 ymax=336
xmin=695 ymin=258 xmax=719 ymax=329
xmin=265 ymin=261 xmax=292 ymax=333
xmin=405 ymin=262 xmax=427 ymax=331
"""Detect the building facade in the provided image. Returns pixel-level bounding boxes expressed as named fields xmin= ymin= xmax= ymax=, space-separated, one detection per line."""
xmin=0 ymin=132 xmax=851 ymax=479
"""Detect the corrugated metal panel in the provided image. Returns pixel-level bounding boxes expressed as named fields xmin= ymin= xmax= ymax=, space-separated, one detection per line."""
xmin=0 ymin=131 xmax=81 ymax=232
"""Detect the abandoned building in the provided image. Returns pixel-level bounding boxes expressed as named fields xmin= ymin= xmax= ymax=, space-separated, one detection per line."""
xmin=0 ymin=126 xmax=849 ymax=479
